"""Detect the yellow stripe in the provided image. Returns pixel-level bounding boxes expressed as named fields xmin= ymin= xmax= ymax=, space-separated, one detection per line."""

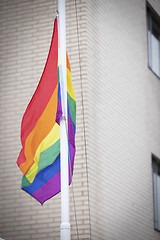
xmin=67 ymin=68 xmax=76 ymax=101
xmin=26 ymin=123 xmax=60 ymax=183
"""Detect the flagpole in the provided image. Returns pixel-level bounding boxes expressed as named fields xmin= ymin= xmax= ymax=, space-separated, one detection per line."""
xmin=58 ymin=0 xmax=71 ymax=240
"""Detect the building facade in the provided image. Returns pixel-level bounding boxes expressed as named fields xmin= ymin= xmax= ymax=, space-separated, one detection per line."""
xmin=0 ymin=0 xmax=160 ymax=239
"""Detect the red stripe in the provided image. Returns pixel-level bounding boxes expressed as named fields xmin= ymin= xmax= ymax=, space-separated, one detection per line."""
xmin=20 ymin=18 xmax=58 ymax=147
xmin=17 ymin=149 xmax=25 ymax=167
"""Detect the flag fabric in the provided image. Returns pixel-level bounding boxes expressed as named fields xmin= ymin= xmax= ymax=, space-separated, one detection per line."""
xmin=17 ymin=17 xmax=76 ymax=205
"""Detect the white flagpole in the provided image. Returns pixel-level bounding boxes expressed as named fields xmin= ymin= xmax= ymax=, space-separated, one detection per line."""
xmin=58 ymin=0 xmax=70 ymax=240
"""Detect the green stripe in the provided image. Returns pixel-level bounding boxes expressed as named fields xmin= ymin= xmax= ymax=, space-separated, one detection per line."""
xmin=38 ymin=139 xmax=60 ymax=173
xmin=22 ymin=175 xmax=31 ymax=188
xmin=67 ymin=93 xmax=76 ymax=126
xmin=58 ymin=66 xmax=60 ymax=83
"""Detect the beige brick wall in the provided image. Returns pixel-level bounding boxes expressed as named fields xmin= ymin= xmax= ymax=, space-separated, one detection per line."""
xmin=0 ymin=0 xmax=90 ymax=239
xmin=86 ymin=0 xmax=160 ymax=239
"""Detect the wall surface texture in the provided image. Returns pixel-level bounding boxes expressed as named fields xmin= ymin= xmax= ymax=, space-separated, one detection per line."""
xmin=86 ymin=0 xmax=160 ymax=239
xmin=0 ymin=0 xmax=90 ymax=239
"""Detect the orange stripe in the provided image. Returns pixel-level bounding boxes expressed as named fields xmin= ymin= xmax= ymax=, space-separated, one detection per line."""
xmin=20 ymin=84 xmax=58 ymax=174
xmin=66 ymin=52 xmax=71 ymax=72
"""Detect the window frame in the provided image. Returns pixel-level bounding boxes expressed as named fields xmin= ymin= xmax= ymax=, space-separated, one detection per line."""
xmin=147 ymin=4 xmax=160 ymax=78
xmin=152 ymin=155 xmax=160 ymax=232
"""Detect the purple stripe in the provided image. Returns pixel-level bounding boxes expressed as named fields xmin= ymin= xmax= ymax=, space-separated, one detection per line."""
xmin=56 ymin=99 xmax=62 ymax=124
xmin=69 ymin=143 xmax=75 ymax=184
xmin=68 ymin=116 xmax=75 ymax=147
xmin=32 ymin=171 xmax=61 ymax=205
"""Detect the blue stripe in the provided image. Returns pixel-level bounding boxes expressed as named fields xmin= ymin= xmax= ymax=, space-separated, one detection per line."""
xmin=22 ymin=155 xmax=60 ymax=195
xmin=58 ymin=83 xmax=61 ymax=100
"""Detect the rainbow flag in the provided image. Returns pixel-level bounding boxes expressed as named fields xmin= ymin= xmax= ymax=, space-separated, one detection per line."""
xmin=17 ymin=17 xmax=76 ymax=205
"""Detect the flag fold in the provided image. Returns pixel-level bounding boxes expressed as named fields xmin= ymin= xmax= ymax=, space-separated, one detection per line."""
xmin=17 ymin=17 xmax=76 ymax=205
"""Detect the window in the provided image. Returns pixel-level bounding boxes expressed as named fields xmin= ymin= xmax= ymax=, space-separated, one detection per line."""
xmin=152 ymin=156 xmax=160 ymax=231
xmin=147 ymin=5 xmax=160 ymax=78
